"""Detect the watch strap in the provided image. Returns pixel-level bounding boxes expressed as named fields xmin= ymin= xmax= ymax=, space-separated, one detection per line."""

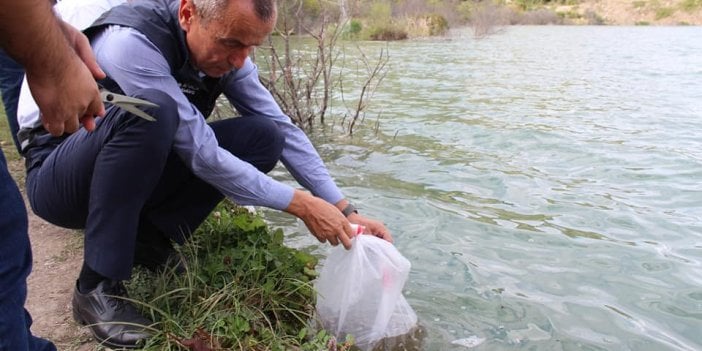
xmin=341 ymin=203 xmax=358 ymax=217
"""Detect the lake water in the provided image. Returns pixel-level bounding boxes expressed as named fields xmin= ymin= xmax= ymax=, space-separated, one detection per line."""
xmin=261 ymin=26 xmax=702 ymax=350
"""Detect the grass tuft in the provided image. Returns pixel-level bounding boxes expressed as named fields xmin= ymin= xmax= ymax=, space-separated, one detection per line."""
xmin=655 ymin=7 xmax=675 ymax=19
xmin=126 ymin=200 xmax=355 ymax=350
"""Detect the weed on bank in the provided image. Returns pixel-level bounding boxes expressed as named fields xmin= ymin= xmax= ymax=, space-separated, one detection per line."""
xmin=125 ymin=200 xmax=355 ymax=350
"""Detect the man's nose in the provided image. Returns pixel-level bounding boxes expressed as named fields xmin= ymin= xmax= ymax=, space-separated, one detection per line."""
xmin=229 ymin=47 xmax=251 ymax=69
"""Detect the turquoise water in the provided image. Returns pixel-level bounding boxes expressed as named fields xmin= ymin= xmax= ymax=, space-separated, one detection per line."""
xmin=263 ymin=26 xmax=702 ymax=350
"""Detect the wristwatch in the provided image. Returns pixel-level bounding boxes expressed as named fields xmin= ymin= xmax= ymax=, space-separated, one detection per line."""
xmin=341 ymin=203 xmax=358 ymax=217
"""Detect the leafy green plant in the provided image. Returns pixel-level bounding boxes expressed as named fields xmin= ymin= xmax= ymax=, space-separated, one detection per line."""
xmin=367 ymin=24 xmax=408 ymax=40
xmin=345 ymin=19 xmax=363 ymax=38
xmin=125 ymin=200 xmax=348 ymax=350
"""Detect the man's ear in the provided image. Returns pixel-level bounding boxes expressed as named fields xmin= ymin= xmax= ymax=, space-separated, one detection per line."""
xmin=178 ymin=0 xmax=194 ymax=31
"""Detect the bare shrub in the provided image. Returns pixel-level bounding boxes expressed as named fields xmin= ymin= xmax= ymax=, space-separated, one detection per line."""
xmin=393 ymin=0 xmax=464 ymax=26
xmin=256 ymin=0 xmax=389 ymax=134
xmin=368 ymin=25 xmax=409 ymax=40
xmin=470 ymin=2 xmax=510 ymax=38
xmin=338 ymin=45 xmax=390 ymax=135
xmin=258 ymin=0 xmax=342 ymax=129
xmin=516 ymin=8 xmax=564 ymax=24
xmin=392 ymin=0 xmax=431 ymax=17
xmin=584 ymin=10 xmax=605 ymax=25
xmin=421 ymin=14 xmax=450 ymax=36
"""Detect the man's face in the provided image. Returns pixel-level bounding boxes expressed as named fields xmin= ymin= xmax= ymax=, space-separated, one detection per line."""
xmin=179 ymin=0 xmax=275 ymax=77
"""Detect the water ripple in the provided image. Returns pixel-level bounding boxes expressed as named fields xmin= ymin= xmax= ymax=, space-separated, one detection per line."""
xmin=264 ymin=26 xmax=702 ymax=350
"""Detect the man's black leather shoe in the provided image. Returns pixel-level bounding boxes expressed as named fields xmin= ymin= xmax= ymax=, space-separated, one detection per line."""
xmin=72 ymin=280 xmax=152 ymax=349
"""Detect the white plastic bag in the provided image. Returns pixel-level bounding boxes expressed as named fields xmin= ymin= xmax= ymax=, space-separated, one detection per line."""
xmin=315 ymin=232 xmax=418 ymax=351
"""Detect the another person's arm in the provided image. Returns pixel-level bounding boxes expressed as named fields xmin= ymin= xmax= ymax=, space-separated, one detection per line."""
xmin=0 ymin=0 xmax=105 ymax=135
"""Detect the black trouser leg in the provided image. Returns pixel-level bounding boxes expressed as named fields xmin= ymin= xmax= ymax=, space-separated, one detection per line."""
xmin=26 ymin=95 xmax=284 ymax=281
xmin=25 ymin=89 xmax=179 ymax=280
xmin=140 ymin=116 xmax=285 ymax=244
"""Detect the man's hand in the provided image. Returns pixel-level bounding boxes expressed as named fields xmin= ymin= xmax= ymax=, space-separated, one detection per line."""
xmin=347 ymin=212 xmax=393 ymax=243
xmin=285 ymin=190 xmax=355 ymax=249
xmin=26 ymin=20 xmax=105 ymax=136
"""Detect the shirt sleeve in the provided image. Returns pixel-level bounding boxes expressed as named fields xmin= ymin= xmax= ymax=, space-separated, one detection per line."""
xmin=223 ymin=60 xmax=345 ymax=205
xmin=90 ymin=26 xmax=299 ymax=210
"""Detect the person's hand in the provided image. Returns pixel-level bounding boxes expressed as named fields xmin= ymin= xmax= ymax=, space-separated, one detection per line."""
xmin=25 ymin=20 xmax=105 ymax=136
xmin=285 ymin=190 xmax=355 ymax=249
xmin=347 ymin=212 xmax=393 ymax=243
xmin=61 ymin=20 xmax=107 ymax=131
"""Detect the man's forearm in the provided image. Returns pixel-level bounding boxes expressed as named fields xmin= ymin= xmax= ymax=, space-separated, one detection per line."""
xmin=0 ymin=0 xmax=75 ymax=75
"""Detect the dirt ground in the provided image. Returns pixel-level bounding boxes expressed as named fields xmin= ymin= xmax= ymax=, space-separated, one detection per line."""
xmin=25 ymin=207 xmax=97 ymax=350
xmin=562 ymin=0 xmax=702 ymax=25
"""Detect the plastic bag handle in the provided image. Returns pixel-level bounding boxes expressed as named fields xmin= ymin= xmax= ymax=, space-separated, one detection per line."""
xmin=350 ymin=223 xmax=365 ymax=237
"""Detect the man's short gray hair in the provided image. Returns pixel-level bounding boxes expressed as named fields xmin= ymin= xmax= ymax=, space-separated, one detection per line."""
xmin=192 ymin=0 xmax=276 ymax=23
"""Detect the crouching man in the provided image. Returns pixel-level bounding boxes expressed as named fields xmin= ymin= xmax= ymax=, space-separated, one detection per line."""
xmin=16 ymin=0 xmax=392 ymax=348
